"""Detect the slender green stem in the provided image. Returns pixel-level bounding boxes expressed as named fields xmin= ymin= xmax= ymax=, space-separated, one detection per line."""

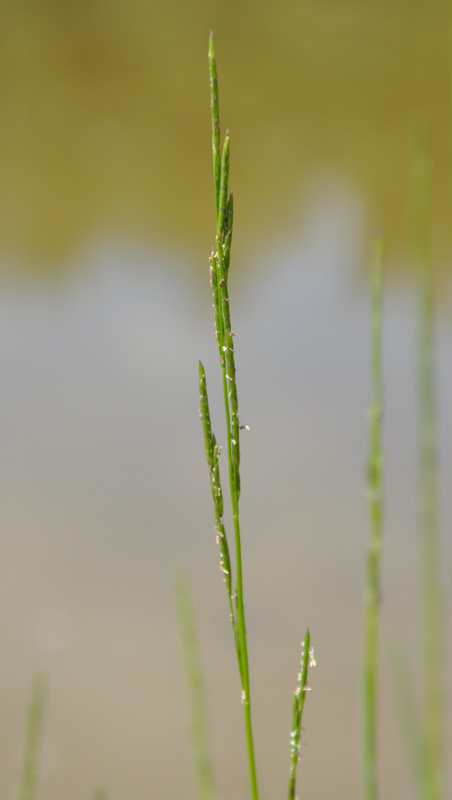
xmin=410 ymin=117 xmax=444 ymax=800
xmin=199 ymin=33 xmax=259 ymax=800
xmin=16 ymin=675 xmax=46 ymax=800
xmin=363 ymin=235 xmax=384 ymax=800
xmin=174 ymin=572 xmax=217 ymax=800
xmin=232 ymin=510 xmax=257 ymax=798
xmin=287 ymin=629 xmax=314 ymax=800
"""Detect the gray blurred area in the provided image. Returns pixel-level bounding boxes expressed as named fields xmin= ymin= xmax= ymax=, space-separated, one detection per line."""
xmin=0 ymin=2 xmax=451 ymax=800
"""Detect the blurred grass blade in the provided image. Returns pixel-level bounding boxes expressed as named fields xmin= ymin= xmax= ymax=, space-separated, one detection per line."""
xmin=16 ymin=675 xmax=46 ymax=800
xmin=391 ymin=645 xmax=421 ymax=786
xmin=410 ymin=114 xmax=444 ymax=800
xmin=93 ymin=791 xmax=108 ymax=800
xmin=174 ymin=572 xmax=217 ymax=800
xmin=287 ymin=629 xmax=315 ymax=800
xmin=362 ymin=235 xmax=385 ymax=800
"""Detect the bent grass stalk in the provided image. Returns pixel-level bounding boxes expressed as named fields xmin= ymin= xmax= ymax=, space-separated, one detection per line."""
xmin=363 ymin=235 xmax=384 ymax=800
xmin=199 ymin=33 xmax=258 ymax=800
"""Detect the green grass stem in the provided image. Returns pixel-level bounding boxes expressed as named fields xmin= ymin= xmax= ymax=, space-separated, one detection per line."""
xmin=411 ymin=118 xmax=444 ymax=800
xmin=16 ymin=675 xmax=46 ymax=800
xmin=174 ymin=572 xmax=217 ymax=800
xmin=199 ymin=33 xmax=259 ymax=800
xmin=392 ymin=646 xmax=422 ymax=786
xmin=363 ymin=235 xmax=385 ymax=800
xmin=287 ymin=629 xmax=314 ymax=800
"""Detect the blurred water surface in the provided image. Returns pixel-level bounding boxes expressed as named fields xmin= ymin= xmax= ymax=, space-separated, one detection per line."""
xmin=0 ymin=2 xmax=451 ymax=800
xmin=0 ymin=0 xmax=451 ymax=269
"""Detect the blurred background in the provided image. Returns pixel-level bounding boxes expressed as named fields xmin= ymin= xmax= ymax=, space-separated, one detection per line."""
xmin=0 ymin=1 xmax=451 ymax=798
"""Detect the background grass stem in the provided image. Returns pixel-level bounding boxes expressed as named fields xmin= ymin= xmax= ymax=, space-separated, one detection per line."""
xmin=411 ymin=115 xmax=444 ymax=800
xmin=16 ymin=675 xmax=46 ymax=800
xmin=362 ymin=235 xmax=384 ymax=800
xmin=174 ymin=572 xmax=217 ymax=800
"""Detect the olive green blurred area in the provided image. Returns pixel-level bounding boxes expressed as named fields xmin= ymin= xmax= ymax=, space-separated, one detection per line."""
xmin=0 ymin=0 xmax=451 ymax=272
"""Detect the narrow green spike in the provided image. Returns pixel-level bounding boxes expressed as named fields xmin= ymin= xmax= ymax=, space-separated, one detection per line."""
xmin=198 ymin=361 xmax=232 ymax=597
xmin=287 ymin=630 xmax=314 ymax=800
xmin=199 ymin=361 xmax=214 ymax=469
xmin=223 ymin=193 xmax=234 ymax=278
xmin=209 ymin=253 xmax=223 ymax=360
xmin=208 ymin=33 xmax=221 ymax=216
xmin=217 ymin=132 xmax=230 ymax=237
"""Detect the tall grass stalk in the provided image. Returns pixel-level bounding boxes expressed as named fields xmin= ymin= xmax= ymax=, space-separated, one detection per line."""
xmin=174 ymin=572 xmax=217 ymax=800
xmin=411 ymin=117 xmax=444 ymax=800
xmin=16 ymin=675 xmax=46 ymax=800
xmin=198 ymin=32 xmax=258 ymax=800
xmin=362 ymin=236 xmax=384 ymax=800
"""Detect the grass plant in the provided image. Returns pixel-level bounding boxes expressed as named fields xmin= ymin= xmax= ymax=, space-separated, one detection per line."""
xmin=197 ymin=33 xmax=313 ymax=800
xmin=199 ymin=33 xmax=259 ymax=799
xmin=362 ymin=236 xmax=385 ymax=800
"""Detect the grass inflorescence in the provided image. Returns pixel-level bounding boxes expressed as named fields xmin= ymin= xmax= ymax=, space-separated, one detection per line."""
xmin=199 ymin=32 xmax=259 ymax=800
xmin=197 ymin=32 xmax=314 ymax=800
